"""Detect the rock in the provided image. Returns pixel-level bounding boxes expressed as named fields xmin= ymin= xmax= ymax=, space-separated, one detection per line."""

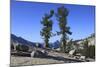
xmin=69 ymin=49 xmax=75 ymax=55
xmin=41 ymin=50 xmax=48 ymax=55
xmin=80 ymin=56 xmax=85 ymax=60
xmin=31 ymin=51 xmax=35 ymax=57
xmin=31 ymin=50 xmax=48 ymax=58
xmin=74 ymin=56 xmax=80 ymax=59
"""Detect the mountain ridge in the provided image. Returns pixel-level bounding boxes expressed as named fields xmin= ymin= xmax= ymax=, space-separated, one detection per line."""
xmin=11 ymin=33 xmax=95 ymax=49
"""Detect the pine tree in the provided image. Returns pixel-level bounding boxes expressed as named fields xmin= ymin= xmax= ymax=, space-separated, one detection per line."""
xmin=56 ymin=6 xmax=72 ymax=52
xmin=40 ymin=10 xmax=54 ymax=48
xmin=83 ymin=38 xmax=89 ymax=58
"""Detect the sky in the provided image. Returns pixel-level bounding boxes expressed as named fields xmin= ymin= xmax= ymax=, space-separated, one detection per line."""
xmin=11 ymin=0 xmax=95 ymax=43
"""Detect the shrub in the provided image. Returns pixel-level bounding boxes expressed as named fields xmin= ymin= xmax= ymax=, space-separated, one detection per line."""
xmin=16 ymin=44 xmax=29 ymax=52
xmin=11 ymin=44 xmax=14 ymax=50
xmin=16 ymin=45 xmax=21 ymax=51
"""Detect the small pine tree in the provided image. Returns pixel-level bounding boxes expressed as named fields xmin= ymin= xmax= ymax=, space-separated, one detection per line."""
xmin=82 ymin=39 xmax=89 ymax=58
xmin=88 ymin=45 xmax=95 ymax=59
xmin=66 ymin=39 xmax=73 ymax=53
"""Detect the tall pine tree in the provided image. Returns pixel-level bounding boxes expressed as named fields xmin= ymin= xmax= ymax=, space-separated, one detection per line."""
xmin=40 ymin=10 xmax=54 ymax=48
xmin=56 ymin=6 xmax=72 ymax=52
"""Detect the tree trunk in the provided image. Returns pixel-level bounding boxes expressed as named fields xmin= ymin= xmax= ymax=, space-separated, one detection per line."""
xmin=45 ymin=38 xmax=49 ymax=48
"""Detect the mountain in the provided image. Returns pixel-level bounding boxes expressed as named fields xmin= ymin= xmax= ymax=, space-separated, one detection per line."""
xmin=76 ymin=33 xmax=95 ymax=46
xmin=11 ymin=33 xmax=95 ymax=51
xmin=11 ymin=34 xmax=36 ymax=47
xmin=11 ymin=34 xmax=60 ymax=49
xmin=49 ymin=40 xmax=60 ymax=49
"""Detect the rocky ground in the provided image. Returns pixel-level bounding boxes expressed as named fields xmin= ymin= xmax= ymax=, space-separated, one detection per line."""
xmin=10 ymin=50 xmax=84 ymax=66
xmin=10 ymin=47 xmax=95 ymax=67
xmin=11 ymin=56 xmax=64 ymax=66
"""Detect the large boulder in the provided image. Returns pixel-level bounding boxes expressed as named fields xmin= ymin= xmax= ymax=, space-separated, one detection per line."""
xmin=68 ymin=49 xmax=76 ymax=57
xmin=69 ymin=49 xmax=75 ymax=55
xmin=31 ymin=51 xmax=35 ymax=57
xmin=31 ymin=50 xmax=48 ymax=58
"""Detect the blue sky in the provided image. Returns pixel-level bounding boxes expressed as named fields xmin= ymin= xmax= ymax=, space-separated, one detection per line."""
xmin=11 ymin=0 xmax=95 ymax=43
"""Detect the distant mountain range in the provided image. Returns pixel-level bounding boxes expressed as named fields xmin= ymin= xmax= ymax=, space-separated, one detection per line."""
xmin=11 ymin=34 xmax=60 ymax=49
xmin=11 ymin=33 xmax=95 ymax=50
xmin=11 ymin=34 xmax=36 ymax=47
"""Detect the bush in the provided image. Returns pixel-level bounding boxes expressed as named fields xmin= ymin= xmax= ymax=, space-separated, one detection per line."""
xmin=16 ymin=45 xmax=20 ymax=51
xmin=16 ymin=44 xmax=29 ymax=52
xmin=11 ymin=44 xmax=14 ymax=50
